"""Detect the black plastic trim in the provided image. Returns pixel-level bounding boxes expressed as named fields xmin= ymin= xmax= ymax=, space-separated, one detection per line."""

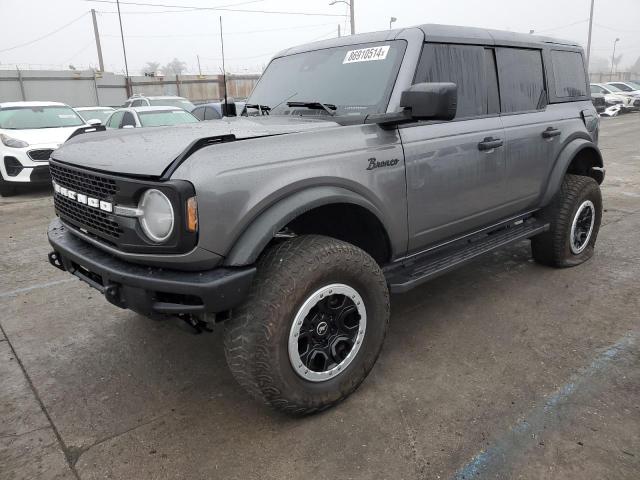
xmin=48 ymin=219 xmax=255 ymax=316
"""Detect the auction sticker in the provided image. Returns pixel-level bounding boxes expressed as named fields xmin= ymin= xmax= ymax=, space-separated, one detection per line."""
xmin=343 ymin=45 xmax=390 ymax=64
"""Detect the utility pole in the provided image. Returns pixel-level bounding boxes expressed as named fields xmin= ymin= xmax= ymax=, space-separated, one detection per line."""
xmin=586 ymin=0 xmax=595 ymax=69
xmin=197 ymin=55 xmax=202 ymax=76
xmin=219 ymin=16 xmax=229 ymax=114
xmin=116 ymin=0 xmax=131 ymax=95
xmin=349 ymin=0 xmax=355 ymax=35
xmin=610 ymin=37 xmax=620 ymax=79
xmin=329 ymin=1 xmax=354 ymax=35
xmin=91 ymin=9 xmax=104 ymax=72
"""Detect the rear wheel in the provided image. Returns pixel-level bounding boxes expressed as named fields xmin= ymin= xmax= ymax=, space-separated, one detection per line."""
xmin=224 ymin=235 xmax=390 ymax=415
xmin=532 ymin=174 xmax=602 ymax=267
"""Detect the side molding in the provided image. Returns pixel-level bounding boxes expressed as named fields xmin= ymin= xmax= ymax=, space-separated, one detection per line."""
xmin=224 ymin=186 xmax=388 ymax=266
xmin=540 ymin=139 xmax=603 ymax=207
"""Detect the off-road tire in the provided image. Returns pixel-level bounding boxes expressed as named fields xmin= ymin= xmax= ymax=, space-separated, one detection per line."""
xmin=0 ymin=172 xmax=17 ymax=197
xmin=224 ymin=235 xmax=390 ymax=415
xmin=532 ymin=174 xmax=602 ymax=267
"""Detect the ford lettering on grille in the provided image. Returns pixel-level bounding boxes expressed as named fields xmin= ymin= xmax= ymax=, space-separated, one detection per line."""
xmin=52 ymin=180 xmax=113 ymax=213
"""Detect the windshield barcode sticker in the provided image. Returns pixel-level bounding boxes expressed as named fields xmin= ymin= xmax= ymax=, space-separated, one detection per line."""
xmin=343 ymin=46 xmax=390 ymax=64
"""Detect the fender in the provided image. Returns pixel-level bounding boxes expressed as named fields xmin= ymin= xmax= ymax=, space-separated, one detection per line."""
xmin=224 ymin=186 xmax=389 ymax=266
xmin=539 ymin=138 xmax=604 ymax=207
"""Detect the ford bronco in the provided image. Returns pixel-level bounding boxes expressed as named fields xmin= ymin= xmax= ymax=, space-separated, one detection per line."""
xmin=47 ymin=24 xmax=604 ymax=414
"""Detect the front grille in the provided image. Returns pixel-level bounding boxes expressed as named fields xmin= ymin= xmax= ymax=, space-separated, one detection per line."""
xmin=50 ymin=162 xmax=118 ymax=199
xmin=634 ymin=99 xmax=640 ymax=107
xmin=592 ymin=97 xmax=605 ymax=106
xmin=54 ymin=194 xmax=123 ymax=239
xmin=28 ymin=149 xmax=54 ymax=161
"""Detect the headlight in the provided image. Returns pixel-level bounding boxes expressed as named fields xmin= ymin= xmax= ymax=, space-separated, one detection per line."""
xmin=0 ymin=133 xmax=29 ymax=148
xmin=138 ymin=189 xmax=174 ymax=242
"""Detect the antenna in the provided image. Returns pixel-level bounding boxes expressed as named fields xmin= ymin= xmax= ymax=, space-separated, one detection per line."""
xmin=219 ymin=16 xmax=229 ymax=115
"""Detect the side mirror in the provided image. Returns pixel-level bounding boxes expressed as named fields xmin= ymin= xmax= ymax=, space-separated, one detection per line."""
xmin=400 ymin=82 xmax=457 ymax=121
xmin=87 ymin=118 xmax=102 ymax=126
xmin=365 ymin=82 xmax=457 ymax=127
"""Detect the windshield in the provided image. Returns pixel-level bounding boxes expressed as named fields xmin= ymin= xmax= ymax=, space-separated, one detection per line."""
xmin=627 ymin=81 xmax=640 ymax=90
xmin=76 ymin=109 xmax=113 ymax=123
xmin=148 ymin=98 xmax=195 ymax=110
xmin=138 ymin=110 xmax=199 ymax=127
xmin=605 ymin=84 xmax=622 ymax=92
xmin=0 ymin=106 xmax=85 ymax=129
xmin=247 ymin=41 xmax=406 ymax=117
xmin=612 ymin=83 xmax=632 ymax=92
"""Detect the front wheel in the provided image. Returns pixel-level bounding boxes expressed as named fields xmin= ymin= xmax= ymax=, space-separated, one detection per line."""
xmin=532 ymin=174 xmax=603 ymax=267
xmin=223 ymin=235 xmax=390 ymax=415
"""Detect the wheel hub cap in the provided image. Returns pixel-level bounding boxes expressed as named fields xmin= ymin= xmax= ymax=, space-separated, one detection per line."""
xmin=288 ymin=284 xmax=367 ymax=382
xmin=570 ymin=200 xmax=596 ymax=254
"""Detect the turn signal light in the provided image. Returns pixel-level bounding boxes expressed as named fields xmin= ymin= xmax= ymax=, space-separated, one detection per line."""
xmin=186 ymin=196 xmax=198 ymax=233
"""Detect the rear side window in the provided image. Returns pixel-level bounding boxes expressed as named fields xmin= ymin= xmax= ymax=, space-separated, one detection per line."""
xmin=204 ymin=106 xmax=222 ymax=120
xmin=191 ymin=106 xmax=205 ymax=120
xmin=415 ymin=44 xmax=489 ymax=118
xmin=107 ymin=110 xmax=124 ymax=128
xmin=496 ymin=48 xmax=546 ymax=113
xmin=551 ymin=50 xmax=587 ymax=98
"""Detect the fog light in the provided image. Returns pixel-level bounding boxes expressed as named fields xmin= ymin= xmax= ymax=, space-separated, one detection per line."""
xmin=4 ymin=156 xmax=23 ymax=177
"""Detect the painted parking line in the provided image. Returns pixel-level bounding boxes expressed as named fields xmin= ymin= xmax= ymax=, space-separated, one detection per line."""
xmin=0 ymin=278 xmax=75 ymax=299
xmin=454 ymin=331 xmax=639 ymax=480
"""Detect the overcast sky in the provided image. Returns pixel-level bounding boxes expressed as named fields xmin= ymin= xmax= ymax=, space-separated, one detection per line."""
xmin=1 ymin=0 xmax=638 ymax=74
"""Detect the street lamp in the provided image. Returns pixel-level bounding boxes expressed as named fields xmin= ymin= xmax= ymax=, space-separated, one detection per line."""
xmin=389 ymin=17 xmax=397 ymax=30
xmin=610 ymin=37 xmax=620 ymax=78
xmin=329 ymin=0 xmax=355 ymax=35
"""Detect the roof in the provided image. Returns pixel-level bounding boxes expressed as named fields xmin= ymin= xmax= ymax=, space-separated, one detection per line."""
xmin=276 ymin=23 xmax=580 ymax=58
xmin=127 ymin=106 xmax=185 ymax=112
xmin=75 ymin=106 xmax=115 ymax=111
xmin=0 ymin=101 xmax=68 ymax=109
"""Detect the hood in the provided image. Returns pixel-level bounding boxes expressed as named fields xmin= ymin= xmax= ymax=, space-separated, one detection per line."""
xmin=51 ymin=116 xmax=338 ymax=177
xmin=0 ymin=125 xmax=86 ymax=147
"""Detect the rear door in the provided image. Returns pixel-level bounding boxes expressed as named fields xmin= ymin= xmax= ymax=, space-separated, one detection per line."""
xmin=402 ymin=43 xmax=509 ymax=252
xmin=497 ymin=47 xmax=581 ymax=211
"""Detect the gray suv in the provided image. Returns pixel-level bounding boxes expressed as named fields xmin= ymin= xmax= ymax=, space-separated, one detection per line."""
xmin=47 ymin=24 xmax=604 ymax=414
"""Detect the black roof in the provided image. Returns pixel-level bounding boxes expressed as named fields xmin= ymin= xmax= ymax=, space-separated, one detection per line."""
xmin=277 ymin=23 xmax=580 ymax=58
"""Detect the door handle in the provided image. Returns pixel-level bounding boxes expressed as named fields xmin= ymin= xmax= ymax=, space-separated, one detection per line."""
xmin=542 ymin=127 xmax=561 ymax=138
xmin=478 ymin=137 xmax=504 ymax=151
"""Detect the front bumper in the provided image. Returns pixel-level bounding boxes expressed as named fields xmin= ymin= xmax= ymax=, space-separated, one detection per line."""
xmin=1 ymin=145 xmax=54 ymax=184
xmin=47 ymin=218 xmax=255 ymax=317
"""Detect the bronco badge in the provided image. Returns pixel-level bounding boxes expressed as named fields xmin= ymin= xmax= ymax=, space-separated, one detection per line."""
xmin=366 ymin=158 xmax=399 ymax=170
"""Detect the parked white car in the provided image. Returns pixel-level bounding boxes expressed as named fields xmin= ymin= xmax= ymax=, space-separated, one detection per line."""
xmin=606 ymin=81 xmax=640 ymax=96
xmin=104 ymin=106 xmax=199 ymax=129
xmin=0 ymin=101 xmax=88 ymax=196
xmin=590 ymin=83 xmax=640 ymax=112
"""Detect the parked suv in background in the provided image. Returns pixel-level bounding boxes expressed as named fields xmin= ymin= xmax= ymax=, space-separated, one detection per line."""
xmin=123 ymin=95 xmax=195 ymax=111
xmin=47 ymin=24 xmax=604 ymax=414
xmin=0 ymin=101 xmax=89 ymax=196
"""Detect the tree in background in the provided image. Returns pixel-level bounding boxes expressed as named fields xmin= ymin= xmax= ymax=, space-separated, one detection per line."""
xmin=162 ymin=58 xmax=187 ymax=76
xmin=612 ymin=54 xmax=623 ymax=74
xmin=589 ymin=56 xmax=609 ymax=73
xmin=631 ymin=56 xmax=640 ymax=74
xmin=142 ymin=61 xmax=160 ymax=76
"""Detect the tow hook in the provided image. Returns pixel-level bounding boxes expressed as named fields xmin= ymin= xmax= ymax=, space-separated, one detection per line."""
xmin=179 ymin=314 xmax=214 ymax=334
xmin=48 ymin=251 xmax=66 ymax=271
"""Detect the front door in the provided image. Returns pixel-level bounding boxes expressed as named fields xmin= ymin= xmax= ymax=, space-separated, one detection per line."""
xmin=403 ymin=43 xmax=509 ymax=253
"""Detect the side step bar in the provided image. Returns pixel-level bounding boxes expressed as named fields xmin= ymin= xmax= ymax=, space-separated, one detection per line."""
xmin=385 ymin=219 xmax=549 ymax=293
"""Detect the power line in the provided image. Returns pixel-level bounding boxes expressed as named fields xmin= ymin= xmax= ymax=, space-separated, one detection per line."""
xmin=100 ymin=22 xmax=335 ymax=38
xmin=534 ymin=19 xmax=589 ymax=34
xmin=0 ymin=12 xmax=89 ymax=53
xmin=85 ymin=0 xmax=346 ymax=17
xmin=96 ymin=0 xmax=264 ymax=14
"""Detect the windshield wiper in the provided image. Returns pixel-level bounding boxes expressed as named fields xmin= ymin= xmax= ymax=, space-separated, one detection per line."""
xmin=286 ymin=101 xmax=337 ymax=116
xmin=244 ymin=104 xmax=271 ymax=115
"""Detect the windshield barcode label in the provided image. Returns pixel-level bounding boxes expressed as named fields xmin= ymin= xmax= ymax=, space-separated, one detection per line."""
xmin=343 ymin=46 xmax=390 ymax=64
